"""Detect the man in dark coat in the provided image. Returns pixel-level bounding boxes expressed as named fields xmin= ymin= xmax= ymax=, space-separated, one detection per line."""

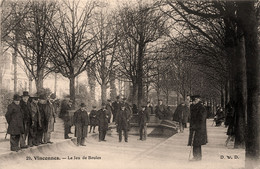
xmin=112 ymin=96 xmax=121 ymax=122
xmin=122 ymin=97 xmax=132 ymax=131
xmin=73 ymin=103 xmax=89 ymax=146
xmin=43 ymin=94 xmax=56 ymax=144
xmin=28 ymin=95 xmax=40 ymax=147
xmin=89 ymin=106 xmax=98 ymax=133
xmin=97 ymin=103 xmax=110 ymax=142
xmin=188 ymin=95 xmax=207 ymax=161
xmin=37 ymin=94 xmax=47 ymax=145
xmin=138 ymin=104 xmax=150 ymax=141
xmin=60 ymin=99 xmax=73 ymax=139
xmin=174 ymin=102 xmax=189 ymax=133
xmin=5 ymin=94 xmax=24 ymax=152
xmin=19 ymin=91 xmax=31 ymax=149
xmin=116 ymin=104 xmax=131 ymax=142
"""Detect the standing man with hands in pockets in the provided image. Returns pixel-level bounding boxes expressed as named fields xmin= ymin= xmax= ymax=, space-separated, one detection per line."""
xmin=188 ymin=95 xmax=208 ymax=161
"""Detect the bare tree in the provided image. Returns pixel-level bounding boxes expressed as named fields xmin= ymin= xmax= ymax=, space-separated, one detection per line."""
xmin=48 ymin=0 xmax=114 ymax=106
xmin=88 ymin=8 xmax=118 ymax=103
xmin=116 ymin=2 xmax=167 ymax=107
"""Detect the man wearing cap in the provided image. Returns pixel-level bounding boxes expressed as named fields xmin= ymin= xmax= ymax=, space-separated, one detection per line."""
xmin=188 ymin=95 xmax=208 ymax=161
xmin=116 ymin=104 xmax=131 ymax=142
xmin=138 ymin=104 xmax=150 ymax=141
xmin=106 ymin=99 xmax=113 ymax=123
xmin=97 ymin=103 xmax=110 ymax=142
xmin=5 ymin=94 xmax=24 ymax=152
xmin=19 ymin=91 xmax=31 ymax=149
xmin=112 ymin=96 xmax=121 ymax=122
xmin=73 ymin=103 xmax=89 ymax=146
xmin=89 ymin=105 xmax=98 ymax=133
xmin=28 ymin=94 xmax=40 ymax=146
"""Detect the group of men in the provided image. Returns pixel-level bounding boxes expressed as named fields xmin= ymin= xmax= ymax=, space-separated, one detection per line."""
xmin=5 ymin=91 xmax=57 ymax=152
xmin=61 ymin=96 xmax=153 ymax=146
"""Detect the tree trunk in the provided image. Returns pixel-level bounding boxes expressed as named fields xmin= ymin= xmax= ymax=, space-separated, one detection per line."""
xmin=237 ymin=2 xmax=260 ymax=168
xmin=109 ymin=71 xmax=117 ymax=100
xmin=137 ymin=43 xmax=145 ymax=108
xmin=36 ymin=69 xmax=44 ymax=93
xmin=87 ymin=68 xmax=96 ymax=105
xmin=132 ymin=81 xmax=138 ymax=105
xmin=13 ymin=36 xmax=18 ymax=93
xmin=101 ymin=82 xmax=107 ymax=103
xmin=225 ymin=79 xmax=230 ymax=105
xmin=28 ymin=75 xmax=33 ymax=94
xmin=69 ymin=76 xmax=76 ymax=109
xmin=54 ymin=73 xmax=57 ymax=95
xmin=232 ymin=29 xmax=247 ymax=149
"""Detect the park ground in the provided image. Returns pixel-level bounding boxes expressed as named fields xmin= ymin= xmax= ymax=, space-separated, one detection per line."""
xmin=0 ymin=116 xmax=245 ymax=169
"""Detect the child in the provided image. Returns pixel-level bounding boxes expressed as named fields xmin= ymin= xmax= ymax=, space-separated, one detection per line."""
xmin=89 ymin=105 xmax=98 ymax=133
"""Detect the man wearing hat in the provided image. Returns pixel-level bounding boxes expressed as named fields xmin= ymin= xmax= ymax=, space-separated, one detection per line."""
xmin=97 ymin=103 xmax=110 ymax=142
xmin=28 ymin=94 xmax=40 ymax=146
xmin=188 ymin=95 xmax=208 ymax=161
xmin=5 ymin=94 xmax=24 ymax=152
xmin=89 ymin=105 xmax=98 ymax=133
xmin=20 ymin=91 xmax=31 ymax=149
xmin=73 ymin=103 xmax=89 ymax=146
xmin=116 ymin=103 xmax=131 ymax=142
xmin=37 ymin=94 xmax=47 ymax=145
xmin=112 ymin=96 xmax=121 ymax=122
xmin=138 ymin=104 xmax=150 ymax=141
xmin=121 ymin=97 xmax=132 ymax=131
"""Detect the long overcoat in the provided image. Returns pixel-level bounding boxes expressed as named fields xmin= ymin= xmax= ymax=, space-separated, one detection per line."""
xmin=5 ymin=102 xmax=25 ymax=135
xmin=116 ymin=109 xmax=131 ymax=130
xmin=97 ymin=109 xmax=110 ymax=131
xmin=30 ymin=101 xmax=41 ymax=136
xmin=45 ymin=101 xmax=55 ymax=132
xmin=174 ymin=104 xmax=189 ymax=123
xmin=20 ymin=100 xmax=31 ymax=124
xmin=73 ymin=109 xmax=89 ymax=138
xmin=38 ymin=103 xmax=47 ymax=132
xmin=89 ymin=110 xmax=99 ymax=126
xmin=188 ymin=101 xmax=208 ymax=146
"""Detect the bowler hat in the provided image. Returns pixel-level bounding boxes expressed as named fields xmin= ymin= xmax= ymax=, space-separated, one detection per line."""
xmin=107 ymin=99 xmax=111 ymax=102
xmin=116 ymin=96 xmax=120 ymax=99
xmin=80 ymin=103 xmax=86 ymax=107
xmin=22 ymin=91 xmax=30 ymax=97
xmin=13 ymin=94 xmax=21 ymax=101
